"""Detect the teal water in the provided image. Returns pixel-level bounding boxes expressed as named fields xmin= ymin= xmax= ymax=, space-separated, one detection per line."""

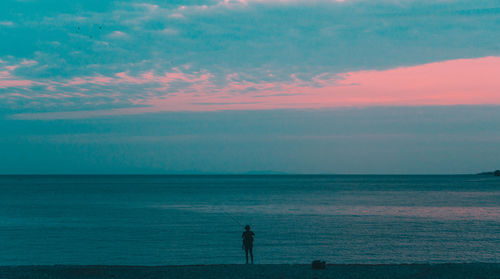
xmin=0 ymin=175 xmax=499 ymax=265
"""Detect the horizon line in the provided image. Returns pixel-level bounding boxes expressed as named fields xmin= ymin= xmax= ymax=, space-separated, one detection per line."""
xmin=0 ymin=173 xmax=491 ymax=176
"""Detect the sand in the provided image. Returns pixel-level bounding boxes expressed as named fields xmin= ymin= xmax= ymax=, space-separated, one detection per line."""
xmin=0 ymin=264 xmax=499 ymax=279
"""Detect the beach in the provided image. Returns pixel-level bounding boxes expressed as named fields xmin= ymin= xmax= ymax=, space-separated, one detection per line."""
xmin=1 ymin=264 xmax=500 ymax=279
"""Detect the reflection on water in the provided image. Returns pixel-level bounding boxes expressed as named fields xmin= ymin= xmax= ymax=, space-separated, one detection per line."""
xmin=158 ymin=204 xmax=500 ymax=221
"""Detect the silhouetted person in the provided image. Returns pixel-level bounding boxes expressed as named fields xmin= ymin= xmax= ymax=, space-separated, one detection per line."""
xmin=242 ymin=225 xmax=254 ymax=264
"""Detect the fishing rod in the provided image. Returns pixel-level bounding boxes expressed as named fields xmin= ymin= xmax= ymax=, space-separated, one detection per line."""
xmin=222 ymin=210 xmax=244 ymax=227
xmin=219 ymin=205 xmax=244 ymax=228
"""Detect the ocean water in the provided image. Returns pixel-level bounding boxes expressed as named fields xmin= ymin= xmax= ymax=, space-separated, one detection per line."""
xmin=0 ymin=175 xmax=499 ymax=265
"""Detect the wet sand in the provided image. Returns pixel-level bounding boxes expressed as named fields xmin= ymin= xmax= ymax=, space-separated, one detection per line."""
xmin=1 ymin=263 xmax=499 ymax=279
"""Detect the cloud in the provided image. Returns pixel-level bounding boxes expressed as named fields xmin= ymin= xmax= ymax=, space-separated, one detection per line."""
xmin=219 ymin=0 xmax=346 ymax=5
xmin=3 ymin=0 xmax=500 ymax=77
xmin=0 ymin=79 xmax=34 ymax=88
xmin=0 ymin=63 xmax=40 ymax=89
xmin=107 ymin=31 xmax=128 ymax=39
xmin=2 ymin=0 xmax=500 ymax=117
xmin=0 ymin=21 xmax=14 ymax=27
xmin=158 ymin=28 xmax=178 ymax=35
xmin=7 ymin=56 xmax=500 ymax=119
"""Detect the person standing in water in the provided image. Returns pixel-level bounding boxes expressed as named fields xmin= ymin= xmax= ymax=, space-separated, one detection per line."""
xmin=242 ymin=225 xmax=254 ymax=264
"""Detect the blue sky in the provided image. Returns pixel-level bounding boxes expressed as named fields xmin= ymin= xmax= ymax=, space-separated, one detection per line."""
xmin=1 ymin=0 xmax=499 ymax=173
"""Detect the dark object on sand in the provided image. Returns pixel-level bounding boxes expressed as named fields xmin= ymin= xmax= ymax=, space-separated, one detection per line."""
xmin=494 ymin=170 xmax=500 ymax=176
xmin=312 ymin=260 xmax=326 ymax=269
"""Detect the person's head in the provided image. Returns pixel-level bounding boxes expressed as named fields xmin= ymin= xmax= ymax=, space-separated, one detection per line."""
xmin=245 ymin=225 xmax=250 ymax=231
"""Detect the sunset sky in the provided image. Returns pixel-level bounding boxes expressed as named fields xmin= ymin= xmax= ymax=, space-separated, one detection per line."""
xmin=1 ymin=0 xmax=499 ymax=174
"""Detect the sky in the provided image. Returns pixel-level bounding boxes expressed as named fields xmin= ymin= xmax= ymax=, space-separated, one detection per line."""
xmin=1 ymin=0 xmax=499 ymax=174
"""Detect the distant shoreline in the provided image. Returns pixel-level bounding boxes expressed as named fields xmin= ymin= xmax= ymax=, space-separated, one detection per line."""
xmin=1 ymin=264 xmax=499 ymax=279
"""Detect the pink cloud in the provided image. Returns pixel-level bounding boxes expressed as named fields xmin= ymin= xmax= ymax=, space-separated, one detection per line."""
xmin=0 ymin=70 xmax=36 ymax=88
xmin=8 ymin=56 xmax=500 ymax=119
xmin=333 ymin=56 xmax=500 ymax=106
xmin=65 ymin=75 xmax=115 ymax=86
xmin=108 ymin=31 xmax=128 ymax=39
xmin=143 ymin=56 xmax=500 ymax=112
xmin=78 ymin=70 xmax=213 ymax=95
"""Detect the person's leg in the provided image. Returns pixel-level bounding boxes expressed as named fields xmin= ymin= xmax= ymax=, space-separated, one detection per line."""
xmin=249 ymin=247 xmax=253 ymax=264
xmin=245 ymin=248 xmax=249 ymax=264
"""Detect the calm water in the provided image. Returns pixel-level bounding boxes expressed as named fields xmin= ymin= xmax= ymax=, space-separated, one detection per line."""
xmin=0 ymin=175 xmax=499 ymax=265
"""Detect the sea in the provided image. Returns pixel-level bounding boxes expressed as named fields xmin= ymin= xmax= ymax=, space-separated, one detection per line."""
xmin=0 ymin=175 xmax=499 ymax=265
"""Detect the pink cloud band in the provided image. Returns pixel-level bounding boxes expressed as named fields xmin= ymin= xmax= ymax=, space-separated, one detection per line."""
xmin=143 ymin=56 xmax=500 ymax=112
xmin=6 ymin=56 xmax=500 ymax=119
